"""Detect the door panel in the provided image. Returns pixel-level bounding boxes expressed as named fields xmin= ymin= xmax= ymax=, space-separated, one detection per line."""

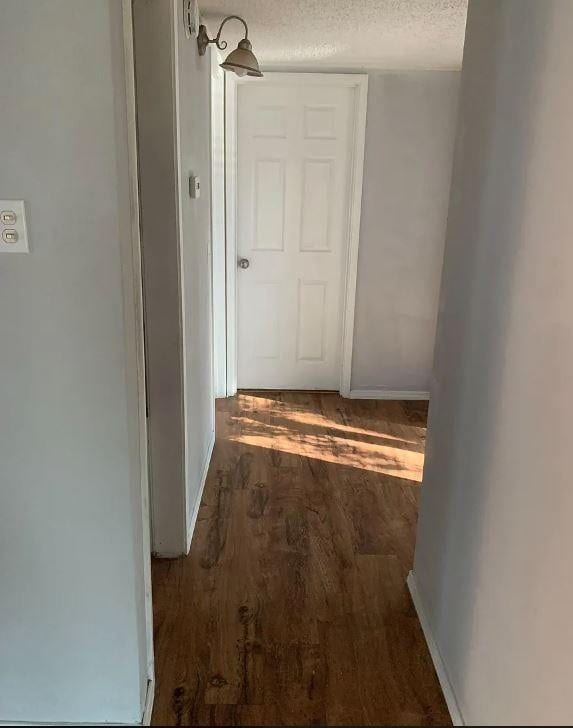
xmin=297 ymin=280 xmax=327 ymax=361
xmin=245 ymin=281 xmax=282 ymax=360
xmin=300 ymin=158 xmax=334 ymax=252
xmin=254 ymin=158 xmax=286 ymax=250
xmin=237 ymin=78 xmax=355 ymax=389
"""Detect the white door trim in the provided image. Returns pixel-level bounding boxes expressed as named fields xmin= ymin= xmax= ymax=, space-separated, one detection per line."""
xmin=336 ymin=74 xmax=368 ymax=396
xmin=224 ymin=73 xmax=239 ymax=395
xmin=210 ymin=49 xmax=227 ymax=397
xmin=223 ymin=72 xmax=368 ymax=396
xmin=121 ymin=0 xmax=154 ymax=719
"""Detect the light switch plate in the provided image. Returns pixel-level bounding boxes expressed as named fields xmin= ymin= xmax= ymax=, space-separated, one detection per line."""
xmin=0 ymin=200 xmax=29 ymax=253
xmin=189 ymin=175 xmax=201 ymax=199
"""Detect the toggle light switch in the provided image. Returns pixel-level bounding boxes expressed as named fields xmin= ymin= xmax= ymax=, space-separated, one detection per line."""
xmin=1 ymin=210 xmax=17 ymax=225
xmin=2 ymin=229 xmax=18 ymax=243
xmin=0 ymin=200 xmax=29 ymax=253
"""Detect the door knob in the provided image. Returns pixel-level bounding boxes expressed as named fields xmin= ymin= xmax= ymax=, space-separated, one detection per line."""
xmin=238 ymin=257 xmax=250 ymax=269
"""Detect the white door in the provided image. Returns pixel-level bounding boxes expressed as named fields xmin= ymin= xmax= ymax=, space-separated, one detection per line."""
xmin=237 ymin=75 xmax=361 ymax=390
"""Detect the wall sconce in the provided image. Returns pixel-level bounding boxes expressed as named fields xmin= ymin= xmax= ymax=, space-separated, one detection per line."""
xmin=197 ymin=15 xmax=263 ymax=77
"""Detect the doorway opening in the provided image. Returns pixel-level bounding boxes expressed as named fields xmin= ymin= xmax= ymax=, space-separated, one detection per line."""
xmin=213 ymin=73 xmax=368 ymax=397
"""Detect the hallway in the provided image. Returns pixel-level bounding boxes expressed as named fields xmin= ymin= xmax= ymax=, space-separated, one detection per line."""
xmin=151 ymin=392 xmax=450 ymax=725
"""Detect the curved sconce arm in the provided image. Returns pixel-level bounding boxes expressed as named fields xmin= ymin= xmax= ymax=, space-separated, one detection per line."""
xmin=197 ymin=15 xmax=249 ymax=55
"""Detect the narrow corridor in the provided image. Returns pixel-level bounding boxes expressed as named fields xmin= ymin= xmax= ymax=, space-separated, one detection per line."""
xmin=151 ymin=392 xmax=449 ymax=726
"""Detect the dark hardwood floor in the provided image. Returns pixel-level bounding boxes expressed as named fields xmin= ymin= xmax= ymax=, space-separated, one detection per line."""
xmin=151 ymin=391 xmax=450 ymax=726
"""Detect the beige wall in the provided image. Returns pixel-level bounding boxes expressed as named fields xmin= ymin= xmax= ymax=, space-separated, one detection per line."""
xmin=351 ymin=71 xmax=460 ymax=394
xmin=134 ymin=0 xmax=186 ymax=555
xmin=413 ymin=1 xmax=573 ymax=723
xmin=174 ymin=0 xmax=216 ymax=540
xmin=134 ymin=0 xmax=214 ymax=555
xmin=0 ymin=1 xmax=149 ymax=722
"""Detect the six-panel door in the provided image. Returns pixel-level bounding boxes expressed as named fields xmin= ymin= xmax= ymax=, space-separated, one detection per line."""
xmin=237 ymin=80 xmax=354 ymax=389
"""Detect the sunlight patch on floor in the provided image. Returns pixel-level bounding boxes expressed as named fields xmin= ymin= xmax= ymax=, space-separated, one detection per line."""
xmin=235 ymin=392 xmax=425 ymax=438
xmin=264 ymin=408 xmax=421 ymax=444
xmin=228 ymin=414 xmax=424 ymax=482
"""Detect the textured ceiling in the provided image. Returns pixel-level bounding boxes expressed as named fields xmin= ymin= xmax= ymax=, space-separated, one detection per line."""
xmin=198 ymin=0 xmax=468 ymax=71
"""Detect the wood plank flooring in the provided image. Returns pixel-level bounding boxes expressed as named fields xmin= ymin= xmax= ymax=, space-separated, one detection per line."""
xmin=151 ymin=392 xmax=450 ymax=726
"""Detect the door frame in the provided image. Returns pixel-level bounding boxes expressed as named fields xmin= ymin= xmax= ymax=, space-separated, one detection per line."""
xmin=221 ymin=71 xmax=368 ymax=397
xmin=210 ymin=48 xmax=228 ymax=398
xmin=121 ymin=0 xmax=155 ymax=719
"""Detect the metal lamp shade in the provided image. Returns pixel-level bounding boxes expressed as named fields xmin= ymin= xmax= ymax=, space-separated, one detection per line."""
xmin=220 ymin=39 xmax=263 ymax=77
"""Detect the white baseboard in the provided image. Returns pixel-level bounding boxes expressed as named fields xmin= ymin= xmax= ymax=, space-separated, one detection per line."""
xmin=348 ymin=388 xmax=430 ymax=400
xmin=141 ymin=678 xmax=154 ymax=726
xmin=154 ymin=429 xmax=216 ymax=559
xmin=186 ymin=429 xmax=215 ymax=551
xmin=407 ymin=571 xmax=465 ymax=726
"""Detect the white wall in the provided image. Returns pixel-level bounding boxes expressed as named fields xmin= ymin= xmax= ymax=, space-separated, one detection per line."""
xmin=412 ymin=1 xmax=573 ymax=724
xmin=351 ymin=71 xmax=460 ymax=394
xmin=134 ymin=0 xmax=186 ymax=556
xmin=134 ymin=0 xmax=214 ymax=555
xmin=0 ymin=1 xmax=150 ymax=723
xmin=174 ymin=0 xmax=216 ymax=543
